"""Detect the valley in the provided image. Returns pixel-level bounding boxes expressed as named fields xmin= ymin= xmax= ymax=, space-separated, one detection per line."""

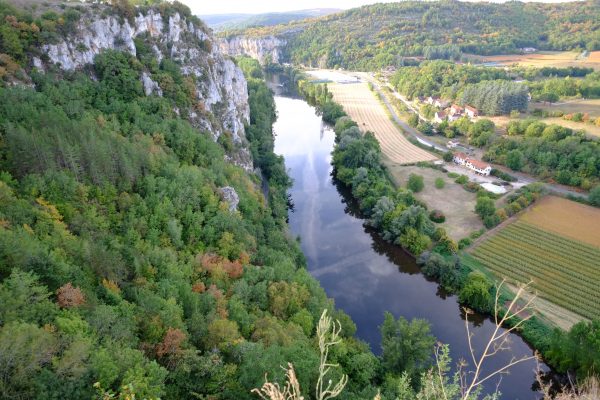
xmin=1 ymin=0 xmax=599 ymax=399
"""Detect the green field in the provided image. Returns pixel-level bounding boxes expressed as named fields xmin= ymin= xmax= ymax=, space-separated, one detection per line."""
xmin=470 ymin=221 xmax=600 ymax=320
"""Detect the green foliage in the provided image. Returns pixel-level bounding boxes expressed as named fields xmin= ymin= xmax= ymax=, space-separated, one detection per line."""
xmin=461 ymin=80 xmax=529 ymax=116
xmin=475 ymin=197 xmax=496 ymax=218
xmin=380 ymin=312 xmax=435 ymax=385
xmin=458 ymin=271 xmax=493 ymax=313
xmin=434 ymin=177 xmax=445 ymax=189
xmin=547 ymin=320 xmax=600 ymax=379
xmin=589 ymin=185 xmax=600 ymax=207
xmin=485 ymin=120 xmax=600 ymax=188
xmin=238 ymin=1 xmax=600 ymax=70
xmin=407 ymin=174 xmax=424 ymax=193
xmin=506 ymin=149 xmax=525 ymax=171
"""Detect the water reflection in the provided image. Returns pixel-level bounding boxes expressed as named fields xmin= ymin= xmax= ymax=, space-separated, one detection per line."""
xmin=272 ymin=91 xmax=548 ymax=399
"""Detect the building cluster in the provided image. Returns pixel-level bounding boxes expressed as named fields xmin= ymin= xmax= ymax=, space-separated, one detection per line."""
xmin=453 ymin=152 xmax=492 ymax=176
xmin=416 ymin=96 xmax=480 ymax=123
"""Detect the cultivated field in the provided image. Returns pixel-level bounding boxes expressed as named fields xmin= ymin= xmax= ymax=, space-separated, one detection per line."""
xmin=328 ymin=82 xmax=437 ymax=164
xmin=386 ymin=165 xmax=483 ymax=240
xmin=519 ymin=195 xmax=600 ymax=247
xmin=470 ymin=220 xmax=600 ymax=321
xmin=478 ymin=51 xmax=600 ymax=70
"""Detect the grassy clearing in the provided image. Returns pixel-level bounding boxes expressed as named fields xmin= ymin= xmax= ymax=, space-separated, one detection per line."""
xmin=385 ymin=163 xmax=483 ymax=241
xmin=519 ymin=195 xmax=600 ymax=247
xmin=469 ymin=220 xmax=600 ymax=320
xmin=328 ymin=82 xmax=437 ymax=164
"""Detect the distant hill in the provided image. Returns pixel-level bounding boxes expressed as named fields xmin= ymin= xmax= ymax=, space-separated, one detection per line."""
xmin=225 ymin=0 xmax=600 ymax=70
xmin=201 ymin=8 xmax=341 ymax=31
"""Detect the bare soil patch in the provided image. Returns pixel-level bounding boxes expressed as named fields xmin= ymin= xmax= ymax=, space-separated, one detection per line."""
xmin=385 ymin=163 xmax=483 ymax=241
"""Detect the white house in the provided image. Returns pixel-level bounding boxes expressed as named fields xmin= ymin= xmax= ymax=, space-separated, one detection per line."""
xmin=434 ymin=111 xmax=447 ymax=123
xmin=453 ymin=152 xmax=468 ymax=165
xmin=466 ymin=158 xmax=492 ymax=176
xmin=465 ymin=105 xmax=479 ymax=119
xmin=426 ymin=96 xmax=440 ymax=105
xmin=449 ymin=104 xmax=464 ymax=116
xmin=453 ymin=152 xmax=492 ymax=176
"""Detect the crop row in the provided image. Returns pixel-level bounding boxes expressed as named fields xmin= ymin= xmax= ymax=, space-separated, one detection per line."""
xmin=497 ymin=224 xmax=600 ymax=271
xmin=486 ymin=234 xmax=600 ymax=283
xmin=472 ymin=247 xmax=600 ymax=320
xmin=471 ymin=222 xmax=600 ymax=320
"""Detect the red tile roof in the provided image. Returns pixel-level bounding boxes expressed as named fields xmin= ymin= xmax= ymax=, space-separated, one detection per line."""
xmin=454 ymin=152 xmax=468 ymax=160
xmin=465 ymin=105 xmax=479 ymax=113
xmin=468 ymin=158 xmax=491 ymax=170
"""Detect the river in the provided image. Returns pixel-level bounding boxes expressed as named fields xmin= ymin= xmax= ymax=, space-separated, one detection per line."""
xmin=270 ymin=80 xmax=550 ymax=399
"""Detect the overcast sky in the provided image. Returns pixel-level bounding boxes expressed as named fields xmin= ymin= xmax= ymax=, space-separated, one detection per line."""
xmin=187 ymin=0 xmax=578 ymax=16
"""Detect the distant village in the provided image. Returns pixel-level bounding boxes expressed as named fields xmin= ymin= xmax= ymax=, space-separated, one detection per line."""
xmin=416 ymin=96 xmax=480 ymax=123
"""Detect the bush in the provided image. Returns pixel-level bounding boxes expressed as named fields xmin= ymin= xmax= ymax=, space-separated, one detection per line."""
xmin=455 ymin=175 xmax=468 ymax=184
xmin=429 ymin=209 xmax=446 ymax=223
xmin=463 ymin=181 xmax=480 ymax=192
xmin=443 ymin=152 xmax=453 ymax=162
xmin=475 ymin=196 xmax=496 ymax=218
xmin=590 ymin=186 xmax=600 ymax=207
xmin=434 ymin=177 xmax=445 ymax=189
xmin=491 ymin=168 xmax=517 ymax=182
xmin=407 ymin=174 xmax=424 ymax=193
xmin=459 ymin=271 xmax=493 ymax=313
xmin=447 ymin=172 xmax=459 ymax=178
xmin=458 ymin=238 xmax=472 ymax=249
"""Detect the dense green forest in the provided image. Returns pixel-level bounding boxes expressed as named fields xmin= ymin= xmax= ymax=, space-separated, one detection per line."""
xmin=226 ymin=1 xmax=600 ymax=70
xmin=485 ymin=120 xmax=600 ymax=189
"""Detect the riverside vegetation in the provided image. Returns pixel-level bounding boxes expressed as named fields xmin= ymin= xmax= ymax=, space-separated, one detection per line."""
xmin=296 ymin=77 xmax=600 ymax=392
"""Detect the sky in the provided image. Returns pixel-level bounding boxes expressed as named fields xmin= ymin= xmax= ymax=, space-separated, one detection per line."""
xmin=187 ymin=0 xmax=578 ymax=16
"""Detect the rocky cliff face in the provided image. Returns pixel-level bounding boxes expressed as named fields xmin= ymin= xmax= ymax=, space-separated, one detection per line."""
xmin=38 ymin=8 xmax=253 ymax=170
xmin=219 ymin=36 xmax=286 ymax=65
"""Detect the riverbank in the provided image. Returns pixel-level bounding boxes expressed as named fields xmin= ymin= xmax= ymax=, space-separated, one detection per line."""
xmin=291 ymin=73 xmax=567 ymax=394
xmin=271 ymin=85 xmax=549 ymax=398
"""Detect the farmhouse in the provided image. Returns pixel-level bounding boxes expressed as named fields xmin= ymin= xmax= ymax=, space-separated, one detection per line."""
xmin=453 ymin=152 xmax=468 ymax=165
xmin=435 ymin=99 xmax=450 ymax=108
xmin=465 ymin=105 xmax=479 ymax=118
xmin=453 ymin=152 xmax=492 ymax=176
xmin=434 ymin=111 xmax=447 ymax=123
xmin=449 ymin=104 xmax=464 ymax=116
xmin=426 ymin=96 xmax=440 ymax=105
xmin=465 ymin=158 xmax=492 ymax=176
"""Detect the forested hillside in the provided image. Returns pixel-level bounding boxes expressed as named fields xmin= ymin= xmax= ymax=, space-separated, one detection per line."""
xmin=227 ymin=0 xmax=600 ymax=70
xmin=0 ymin=2 xmax=387 ymax=398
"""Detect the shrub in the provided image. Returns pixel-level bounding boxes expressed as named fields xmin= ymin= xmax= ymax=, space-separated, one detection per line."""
xmin=458 ymin=238 xmax=472 ymax=249
xmin=455 ymin=175 xmax=468 ymax=184
xmin=429 ymin=209 xmax=446 ymax=223
xmin=407 ymin=173 xmax=424 ymax=193
xmin=434 ymin=177 xmax=445 ymax=189
xmin=590 ymin=185 xmax=600 ymax=207
xmin=463 ymin=181 xmax=480 ymax=192
xmin=447 ymin=172 xmax=459 ymax=178
xmin=443 ymin=152 xmax=453 ymax=162
xmin=459 ymin=271 xmax=493 ymax=313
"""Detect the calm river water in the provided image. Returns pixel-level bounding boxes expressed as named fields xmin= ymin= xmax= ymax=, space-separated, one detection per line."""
xmin=271 ymin=82 xmax=549 ymax=399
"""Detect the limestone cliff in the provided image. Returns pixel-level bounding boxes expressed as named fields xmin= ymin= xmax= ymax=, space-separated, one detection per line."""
xmin=37 ymin=7 xmax=253 ymax=170
xmin=218 ymin=35 xmax=286 ymax=65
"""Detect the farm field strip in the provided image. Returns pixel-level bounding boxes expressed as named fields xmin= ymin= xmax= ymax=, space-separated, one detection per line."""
xmin=472 ymin=247 xmax=599 ymax=319
xmin=328 ymin=82 xmax=437 ymax=164
xmin=470 ymin=221 xmax=600 ymax=320
xmin=493 ymin=228 xmax=600 ymax=273
xmin=489 ymin=235 xmax=600 ymax=281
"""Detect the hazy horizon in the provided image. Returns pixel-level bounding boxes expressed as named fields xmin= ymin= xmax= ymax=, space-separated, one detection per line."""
xmin=189 ymin=0 xmax=582 ymax=16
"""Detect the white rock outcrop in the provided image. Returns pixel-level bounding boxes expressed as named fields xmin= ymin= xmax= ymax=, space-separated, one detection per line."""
xmin=219 ymin=36 xmax=286 ymax=65
xmin=41 ymin=8 xmax=253 ymax=171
